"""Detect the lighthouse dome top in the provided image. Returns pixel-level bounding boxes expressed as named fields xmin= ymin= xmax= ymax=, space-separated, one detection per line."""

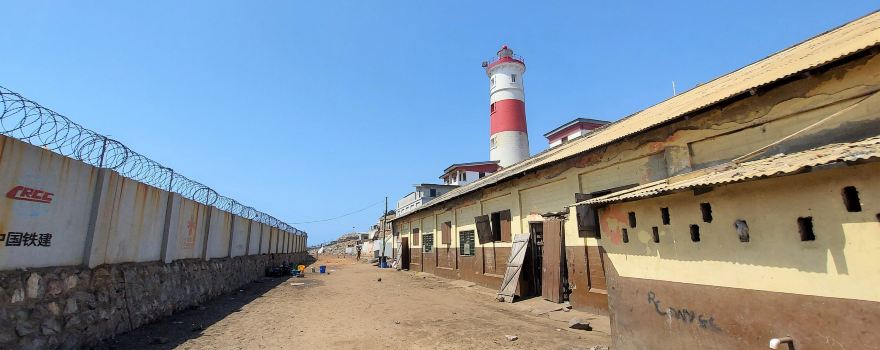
xmin=485 ymin=44 xmax=525 ymax=73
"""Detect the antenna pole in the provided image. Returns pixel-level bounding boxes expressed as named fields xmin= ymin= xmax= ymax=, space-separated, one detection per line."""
xmin=380 ymin=196 xmax=388 ymax=267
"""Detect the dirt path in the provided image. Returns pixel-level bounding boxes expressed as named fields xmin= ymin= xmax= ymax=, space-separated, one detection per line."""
xmin=102 ymin=256 xmax=611 ymax=349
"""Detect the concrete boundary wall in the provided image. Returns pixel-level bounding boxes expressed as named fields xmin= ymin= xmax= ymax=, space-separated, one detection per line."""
xmin=230 ymin=216 xmax=249 ymax=257
xmin=248 ymin=221 xmax=262 ymax=255
xmin=0 ymin=136 xmax=99 ymax=270
xmin=0 ymin=134 xmax=308 ymax=271
xmin=260 ymin=225 xmax=271 ymax=254
xmin=207 ymin=207 xmax=232 ymax=259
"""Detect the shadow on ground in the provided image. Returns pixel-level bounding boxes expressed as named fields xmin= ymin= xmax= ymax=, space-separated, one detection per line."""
xmin=94 ymin=256 xmax=318 ymax=350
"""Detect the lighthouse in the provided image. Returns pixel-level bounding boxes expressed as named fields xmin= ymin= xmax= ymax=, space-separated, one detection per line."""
xmin=485 ymin=45 xmax=530 ymax=167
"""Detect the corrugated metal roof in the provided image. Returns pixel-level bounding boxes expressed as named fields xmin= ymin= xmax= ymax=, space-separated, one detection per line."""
xmin=395 ymin=11 xmax=880 ymax=221
xmin=575 ymin=136 xmax=880 ymax=206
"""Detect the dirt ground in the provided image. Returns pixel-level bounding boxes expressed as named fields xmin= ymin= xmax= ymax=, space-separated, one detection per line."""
xmin=100 ymin=256 xmax=611 ymax=349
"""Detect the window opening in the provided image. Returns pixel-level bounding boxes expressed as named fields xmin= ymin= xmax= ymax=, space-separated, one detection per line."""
xmin=689 ymin=225 xmax=700 ymax=242
xmin=734 ymin=219 xmax=749 ymax=242
xmin=700 ymin=203 xmax=713 ymax=223
xmin=842 ymin=186 xmax=862 ymax=212
xmin=798 ymin=217 xmax=815 ymax=241
xmin=661 ymin=207 xmax=670 ymax=225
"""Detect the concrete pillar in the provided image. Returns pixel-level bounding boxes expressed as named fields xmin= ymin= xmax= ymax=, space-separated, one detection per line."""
xmin=82 ymin=168 xmax=111 ymax=268
xmin=268 ymin=228 xmax=273 ymax=254
xmin=227 ymin=216 xmax=235 ymax=258
xmin=244 ymin=219 xmax=252 ymax=256
xmin=257 ymin=223 xmax=263 ymax=255
xmin=160 ymin=193 xmax=182 ymax=263
xmin=201 ymin=206 xmax=213 ymax=260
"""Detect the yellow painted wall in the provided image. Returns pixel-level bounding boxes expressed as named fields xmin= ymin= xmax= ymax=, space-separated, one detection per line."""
xmin=394 ymin=53 xmax=880 ymax=276
xmin=599 ymin=162 xmax=880 ymax=301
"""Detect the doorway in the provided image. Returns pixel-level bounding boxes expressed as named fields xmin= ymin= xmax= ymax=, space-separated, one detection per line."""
xmin=521 ymin=222 xmax=544 ymax=297
xmin=400 ymin=237 xmax=410 ymax=270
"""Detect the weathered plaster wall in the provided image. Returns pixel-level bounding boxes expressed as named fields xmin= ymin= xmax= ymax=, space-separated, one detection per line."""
xmin=600 ymin=163 xmax=880 ymax=302
xmin=602 ymin=163 xmax=880 ymax=349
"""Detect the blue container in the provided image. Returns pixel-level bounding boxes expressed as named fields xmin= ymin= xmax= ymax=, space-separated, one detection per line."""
xmin=319 ymin=265 xmax=326 ymax=274
xmin=380 ymin=261 xmax=388 ymax=268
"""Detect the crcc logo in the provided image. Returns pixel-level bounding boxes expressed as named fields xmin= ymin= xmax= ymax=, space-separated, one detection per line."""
xmin=6 ymin=186 xmax=55 ymax=204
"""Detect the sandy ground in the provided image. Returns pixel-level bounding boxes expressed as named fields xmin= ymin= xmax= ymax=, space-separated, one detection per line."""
xmin=100 ymin=256 xmax=611 ymax=349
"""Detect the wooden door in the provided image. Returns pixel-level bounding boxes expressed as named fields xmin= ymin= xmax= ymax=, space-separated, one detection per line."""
xmin=401 ymin=237 xmax=410 ymax=270
xmin=541 ymin=219 xmax=565 ymax=303
xmin=497 ymin=233 xmax=530 ymax=302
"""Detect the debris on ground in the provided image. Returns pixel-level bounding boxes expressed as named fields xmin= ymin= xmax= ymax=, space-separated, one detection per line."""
xmin=290 ymin=283 xmax=305 ymax=286
xmin=568 ymin=317 xmax=593 ymax=331
xmin=589 ymin=346 xmax=609 ymax=350
xmin=377 ymin=277 xmax=382 ymax=282
xmin=530 ymin=304 xmax=564 ymax=316
xmin=505 ymin=335 xmax=518 ymax=341
xmin=394 ymin=321 xmax=400 ymax=324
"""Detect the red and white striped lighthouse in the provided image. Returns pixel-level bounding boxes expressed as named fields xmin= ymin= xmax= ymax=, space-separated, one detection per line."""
xmin=485 ymin=45 xmax=530 ymax=167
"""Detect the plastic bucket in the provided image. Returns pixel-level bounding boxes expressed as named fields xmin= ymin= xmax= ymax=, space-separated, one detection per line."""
xmin=319 ymin=265 xmax=326 ymax=274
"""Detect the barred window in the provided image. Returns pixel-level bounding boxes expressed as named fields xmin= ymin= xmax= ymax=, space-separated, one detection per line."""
xmin=422 ymin=233 xmax=434 ymax=253
xmin=459 ymin=231 xmax=475 ymax=256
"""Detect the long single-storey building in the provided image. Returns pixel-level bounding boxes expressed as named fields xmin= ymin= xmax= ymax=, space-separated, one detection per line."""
xmin=392 ymin=11 xmax=880 ymax=349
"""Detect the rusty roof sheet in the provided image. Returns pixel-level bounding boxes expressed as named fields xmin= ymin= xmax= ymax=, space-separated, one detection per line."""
xmin=575 ymin=136 xmax=880 ymax=206
xmin=394 ymin=11 xmax=880 ymax=221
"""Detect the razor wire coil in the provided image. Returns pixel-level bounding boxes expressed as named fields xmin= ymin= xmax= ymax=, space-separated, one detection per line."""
xmin=0 ymin=85 xmax=304 ymax=236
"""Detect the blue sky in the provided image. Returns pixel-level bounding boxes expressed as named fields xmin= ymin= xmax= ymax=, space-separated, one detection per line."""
xmin=1 ymin=1 xmax=877 ymax=244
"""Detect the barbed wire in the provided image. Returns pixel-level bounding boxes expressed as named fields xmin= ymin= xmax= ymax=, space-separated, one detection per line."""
xmin=0 ymin=85 xmax=304 ymax=236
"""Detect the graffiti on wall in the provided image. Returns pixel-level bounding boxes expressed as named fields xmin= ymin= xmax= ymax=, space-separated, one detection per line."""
xmin=648 ymin=291 xmax=721 ymax=332
xmin=1 ymin=232 xmax=53 ymax=247
xmin=184 ymin=219 xmax=197 ymax=249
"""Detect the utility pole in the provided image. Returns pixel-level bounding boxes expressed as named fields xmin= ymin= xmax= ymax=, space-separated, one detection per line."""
xmin=380 ymin=196 xmax=388 ymax=268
